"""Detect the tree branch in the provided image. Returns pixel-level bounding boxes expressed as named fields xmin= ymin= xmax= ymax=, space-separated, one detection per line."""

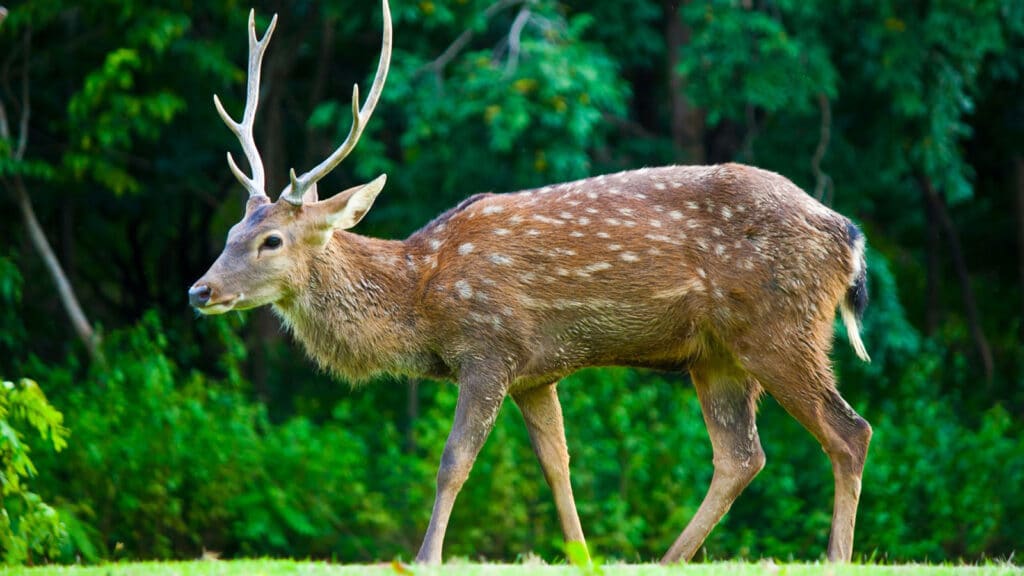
xmin=421 ymin=0 xmax=525 ymax=77
xmin=15 ymin=25 xmax=28 ymax=160
xmin=14 ymin=176 xmax=101 ymax=360
xmin=922 ymin=177 xmax=993 ymax=382
xmin=603 ymin=112 xmax=656 ymax=139
xmin=503 ymin=7 xmax=531 ymax=75
xmin=4 ymin=25 xmax=102 ymax=361
xmin=0 ymin=93 xmax=8 ymax=141
xmin=0 ymin=5 xmax=9 ymax=142
xmin=812 ymin=93 xmax=833 ymax=202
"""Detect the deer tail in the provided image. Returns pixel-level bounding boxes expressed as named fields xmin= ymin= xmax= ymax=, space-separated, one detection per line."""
xmin=841 ymin=221 xmax=870 ymax=362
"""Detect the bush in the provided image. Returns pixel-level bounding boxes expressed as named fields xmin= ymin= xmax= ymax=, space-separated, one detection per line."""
xmin=21 ymin=307 xmax=1024 ymax=564
xmin=0 ymin=378 xmax=69 ymax=565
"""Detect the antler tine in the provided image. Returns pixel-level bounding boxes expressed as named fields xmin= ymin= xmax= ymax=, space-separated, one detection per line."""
xmin=213 ymin=9 xmax=278 ymax=199
xmin=281 ymin=0 xmax=392 ymax=206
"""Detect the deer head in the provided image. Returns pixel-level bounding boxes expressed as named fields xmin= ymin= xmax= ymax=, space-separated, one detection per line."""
xmin=189 ymin=1 xmax=392 ymax=313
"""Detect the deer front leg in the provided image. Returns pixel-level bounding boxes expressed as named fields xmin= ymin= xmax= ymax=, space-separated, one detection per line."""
xmin=416 ymin=379 xmax=506 ymax=564
xmin=512 ymin=383 xmax=589 ymax=564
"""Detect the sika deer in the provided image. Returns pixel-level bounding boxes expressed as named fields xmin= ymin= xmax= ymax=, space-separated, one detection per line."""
xmin=190 ymin=0 xmax=872 ymax=564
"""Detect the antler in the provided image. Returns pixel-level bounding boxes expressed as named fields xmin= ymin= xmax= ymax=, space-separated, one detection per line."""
xmin=280 ymin=0 xmax=393 ymax=206
xmin=213 ymin=9 xmax=278 ymax=199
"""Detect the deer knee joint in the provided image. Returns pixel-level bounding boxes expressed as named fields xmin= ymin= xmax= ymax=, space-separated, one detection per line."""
xmin=437 ymin=450 xmax=472 ymax=487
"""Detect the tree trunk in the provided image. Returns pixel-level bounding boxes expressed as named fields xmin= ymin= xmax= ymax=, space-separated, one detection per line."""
xmin=922 ymin=177 xmax=994 ymax=381
xmin=923 ymin=183 xmax=942 ymax=335
xmin=663 ymin=0 xmax=705 ymax=164
xmin=303 ymin=15 xmax=337 ymax=169
xmin=14 ymin=175 xmax=101 ymax=360
xmin=1016 ymin=155 xmax=1024 ymax=342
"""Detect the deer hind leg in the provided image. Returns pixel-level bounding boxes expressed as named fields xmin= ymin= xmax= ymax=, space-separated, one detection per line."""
xmin=747 ymin=351 xmax=872 ymax=562
xmin=512 ymin=383 xmax=588 ymax=563
xmin=661 ymin=366 xmax=765 ymax=564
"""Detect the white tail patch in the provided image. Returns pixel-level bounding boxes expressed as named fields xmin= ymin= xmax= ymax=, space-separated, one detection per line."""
xmin=840 ymin=301 xmax=870 ymax=362
xmin=842 ymin=230 xmax=870 ymax=362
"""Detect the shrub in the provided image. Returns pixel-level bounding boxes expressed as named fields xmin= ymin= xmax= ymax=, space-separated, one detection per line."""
xmin=0 ymin=378 xmax=69 ymax=565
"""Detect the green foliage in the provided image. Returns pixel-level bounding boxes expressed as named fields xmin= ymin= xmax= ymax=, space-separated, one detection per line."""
xmin=333 ymin=0 xmax=628 ymax=234
xmin=2 ymin=0 xmax=1024 ymax=567
xmin=0 ymin=378 xmax=69 ymax=565
xmin=62 ymin=12 xmax=188 ymax=195
xmin=679 ymin=0 xmax=837 ymax=125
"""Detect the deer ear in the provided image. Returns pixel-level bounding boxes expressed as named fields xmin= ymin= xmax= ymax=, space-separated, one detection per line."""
xmin=314 ymin=174 xmax=386 ymax=230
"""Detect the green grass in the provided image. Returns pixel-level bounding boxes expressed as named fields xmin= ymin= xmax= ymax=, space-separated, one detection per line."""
xmin=6 ymin=561 xmax=1023 ymax=576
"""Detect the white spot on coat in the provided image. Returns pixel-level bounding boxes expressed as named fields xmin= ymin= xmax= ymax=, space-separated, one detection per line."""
xmin=455 ymin=280 xmax=473 ymax=299
xmin=534 ymin=214 xmax=565 ymax=225
xmin=579 ymin=262 xmax=612 ymax=274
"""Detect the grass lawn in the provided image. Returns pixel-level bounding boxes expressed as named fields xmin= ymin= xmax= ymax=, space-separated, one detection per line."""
xmin=7 ymin=561 xmax=1023 ymax=576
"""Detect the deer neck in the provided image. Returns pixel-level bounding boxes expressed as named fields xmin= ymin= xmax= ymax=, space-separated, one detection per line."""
xmin=272 ymin=231 xmax=424 ymax=383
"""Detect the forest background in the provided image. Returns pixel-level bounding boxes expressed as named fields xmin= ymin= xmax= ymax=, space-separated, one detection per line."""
xmin=1 ymin=0 xmax=1023 ymax=566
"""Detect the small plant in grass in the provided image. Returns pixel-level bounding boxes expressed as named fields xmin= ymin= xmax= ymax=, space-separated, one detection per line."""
xmin=565 ymin=540 xmax=604 ymax=575
xmin=0 ymin=378 xmax=69 ymax=565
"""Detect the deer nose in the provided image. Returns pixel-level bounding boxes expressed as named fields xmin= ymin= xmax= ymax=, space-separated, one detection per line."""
xmin=189 ymin=284 xmax=212 ymax=308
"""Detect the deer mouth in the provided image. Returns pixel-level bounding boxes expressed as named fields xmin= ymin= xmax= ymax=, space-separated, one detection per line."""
xmin=194 ymin=294 xmax=241 ymax=315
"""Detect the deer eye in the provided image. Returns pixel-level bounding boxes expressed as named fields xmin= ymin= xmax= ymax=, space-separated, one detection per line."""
xmin=261 ymin=235 xmax=283 ymax=250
